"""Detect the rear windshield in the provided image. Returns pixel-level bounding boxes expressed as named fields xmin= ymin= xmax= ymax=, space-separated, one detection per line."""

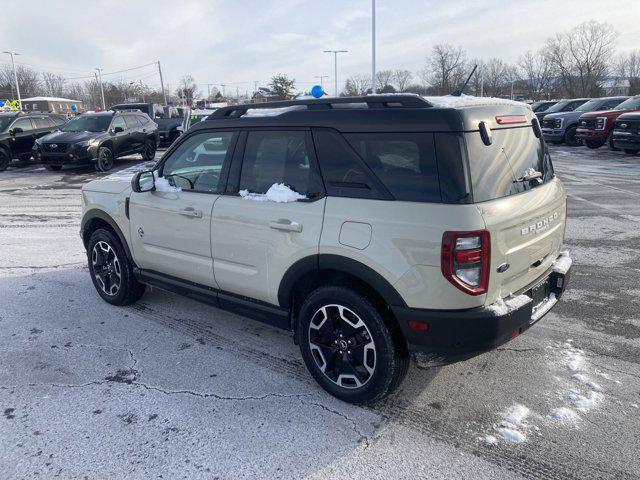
xmin=465 ymin=126 xmax=553 ymax=203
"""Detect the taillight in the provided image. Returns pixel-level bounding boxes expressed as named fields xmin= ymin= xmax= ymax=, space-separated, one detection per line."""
xmin=441 ymin=230 xmax=491 ymax=295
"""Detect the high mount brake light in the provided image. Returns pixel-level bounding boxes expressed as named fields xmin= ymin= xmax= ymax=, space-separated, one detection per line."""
xmin=441 ymin=230 xmax=491 ymax=295
xmin=495 ymin=115 xmax=527 ymax=125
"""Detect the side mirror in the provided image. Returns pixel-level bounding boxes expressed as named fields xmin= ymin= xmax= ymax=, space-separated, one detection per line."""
xmin=131 ymin=170 xmax=155 ymax=193
xmin=113 ymin=126 xmax=125 ymax=134
xmin=176 ymin=125 xmax=184 ymax=133
xmin=10 ymin=127 xmax=23 ymax=135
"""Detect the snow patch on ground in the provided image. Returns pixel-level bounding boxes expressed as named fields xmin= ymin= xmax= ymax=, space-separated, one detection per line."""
xmin=486 ymin=294 xmax=532 ymax=317
xmin=481 ymin=435 xmax=498 ymax=446
xmin=500 ymin=404 xmax=531 ymax=428
xmin=549 ymin=407 xmax=580 ymax=422
xmin=568 ymin=390 xmax=603 ymax=412
xmin=495 ymin=427 xmax=527 ymax=443
xmin=240 ymin=183 xmax=307 ymax=203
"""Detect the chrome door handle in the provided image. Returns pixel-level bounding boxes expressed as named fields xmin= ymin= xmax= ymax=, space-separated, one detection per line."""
xmin=179 ymin=207 xmax=203 ymax=218
xmin=269 ymin=219 xmax=302 ymax=233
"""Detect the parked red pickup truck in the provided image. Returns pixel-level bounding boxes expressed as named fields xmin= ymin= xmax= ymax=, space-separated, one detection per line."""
xmin=576 ymin=96 xmax=640 ymax=149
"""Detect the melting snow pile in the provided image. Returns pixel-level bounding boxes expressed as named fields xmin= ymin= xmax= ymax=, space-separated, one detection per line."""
xmin=424 ymin=94 xmax=529 ymax=109
xmin=154 ymin=171 xmax=181 ymax=193
xmin=244 ymin=105 xmax=306 ymax=117
xmin=549 ymin=407 xmax=579 ymax=422
xmin=552 ymin=252 xmax=573 ymax=275
xmin=486 ymin=294 xmax=532 ymax=317
xmin=240 ymin=183 xmax=307 ymax=203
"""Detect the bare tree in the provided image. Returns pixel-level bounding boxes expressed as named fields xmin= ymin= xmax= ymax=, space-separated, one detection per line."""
xmin=375 ymin=70 xmax=395 ymax=92
xmin=175 ymin=75 xmax=200 ymax=104
xmin=423 ymin=44 xmax=467 ymax=95
xmin=482 ymin=58 xmax=510 ymax=97
xmin=518 ymin=49 xmax=555 ymax=100
xmin=393 ymin=70 xmax=412 ymax=92
xmin=343 ymin=74 xmax=370 ymax=96
xmin=0 ymin=64 xmax=41 ymax=98
xmin=614 ymin=50 xmax=640 ymax=94
xmin=546 ymin=21 xmax=617 ymax=97
xmin=42 ymin=72 xmax=66 ymax=97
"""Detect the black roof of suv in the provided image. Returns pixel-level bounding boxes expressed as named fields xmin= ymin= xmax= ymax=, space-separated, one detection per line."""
xmin=197 ymin=95 xmax=534 ymax=133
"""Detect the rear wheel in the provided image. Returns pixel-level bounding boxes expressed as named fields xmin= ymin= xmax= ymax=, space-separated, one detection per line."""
xmin=298 ymin=285 xmax=409 ymax=404
xmin=585 ymin=140 xmax=605 ymax=149
xmin=95 ymin=146 xmax=114 ymax=172
xmin=87 ymin=228 xmax=145 ymax=305
xmin=142 ymin=140 xmax=156 ymax=161
xmin=45 ymin=165 xmax=62 ymax=171
xmin=564 ymin=126 xmax=580 ymax=147
xmin=624 ymin=149 xmax=639 ymax=155
xmin=0 ymin=149 xmax=10 ymax=172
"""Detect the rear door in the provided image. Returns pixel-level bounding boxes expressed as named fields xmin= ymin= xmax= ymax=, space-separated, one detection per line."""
xmin=124 ymin=115 xmax=145 ymax=152
xmin=129 ymin=130 xmax=238 ymax=287
xmin=211 ymin=129 xmax=325 ymax=305
xmin=110 ymin=116 xmax=129 ymax=155
xmin=465 ymin=125 xmax=566 ymax=303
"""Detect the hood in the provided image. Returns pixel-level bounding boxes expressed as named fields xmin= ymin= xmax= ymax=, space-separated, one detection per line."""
xmin=616 ymin=112 xmax=640 ymax=121
xmin=543 ymin=111 xmax=577 ymax=121
xmin=578 ymin=108 xmax=633 ymax=119
xmin=40 ymin=130 xmax=103 ymax=143
xmin=82 ymin=162 xmax=155 ymax=194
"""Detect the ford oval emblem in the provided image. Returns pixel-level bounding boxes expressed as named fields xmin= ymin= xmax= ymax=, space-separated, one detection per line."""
xmin=497 ymin=263 xmax=510 ymax=273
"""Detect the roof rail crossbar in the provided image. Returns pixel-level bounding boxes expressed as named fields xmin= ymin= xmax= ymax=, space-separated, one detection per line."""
xmin=211 ymin=95 xmax=432 ymax=118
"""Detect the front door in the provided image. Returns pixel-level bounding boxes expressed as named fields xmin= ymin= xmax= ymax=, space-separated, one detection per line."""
xmin=129 ymin=130 xmax=238 ymax=287
xmin=212 ymin=129 xmax=325 ymax=306
xmin=8 ymin=117 xmax=35 ymax=157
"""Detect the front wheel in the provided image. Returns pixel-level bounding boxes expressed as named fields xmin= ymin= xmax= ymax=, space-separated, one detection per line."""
xmin=87 ymin=228 xmax=145 ymax=305
xmin=298 ymin=286 xmax=409 ymax=404
xmin=95 ymin=146 xmax=114 ymax=172
xmin=607 ymin=132 xmax=618 ymax=151
xmin=0 ymin=149 xmax=10 ymax=172
xmin=585 ymin=140 xmax=605 ymax=149
xmin=45 ymin=165 xmax=62 ymax=171
xmin=564 ymin=126 xmax=580 ymax=147
xmin=624 ymin=149 xmax=639 ymax=155
xmin=142 ymin=140 xmax=156 ymax=161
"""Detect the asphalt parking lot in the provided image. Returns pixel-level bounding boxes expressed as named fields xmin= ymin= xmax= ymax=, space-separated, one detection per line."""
xmin=0 ymin=146 xmax=639 ymax=480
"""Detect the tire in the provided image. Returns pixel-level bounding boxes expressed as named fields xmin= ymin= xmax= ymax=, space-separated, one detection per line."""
xmin=607 ymin=132 xmax=619 ymax=151
xmin=87 ymin=228 xmax=145 ymax=306
xmin=585 ymin=140 xmax=605 ymax=149
xmin=297 ymin=285 xmax=409 ymax=404
xmin=0 ymin=148 xmax=10 ymax=172
xmin=624 ymin=149 xmax=639 ymax=155
xmin=95 ymin=146 xmax=114 ymax=172
xmin=142 ymin=140 xmax=156 ymax=161
xmin=45 ymin=165 xmax=62 ymax=171
xmin=564 ymin=126 xmax=580 ymax=147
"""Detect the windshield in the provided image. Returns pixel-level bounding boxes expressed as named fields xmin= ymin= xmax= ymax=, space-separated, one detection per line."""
xmin=0 ymin=115 xmax=16 ymax=132
xmin=574 ymin=99 xmax=604 ymax=112
xmin=532 ymin=102 xmax=553 ymax=113
xmin=60 ymin=115 xmax=112 ymax=132
xmin=544 ymin=101 xmax=569 ymax=114
xmin=615 ymin=97 xmax=640 ymax=110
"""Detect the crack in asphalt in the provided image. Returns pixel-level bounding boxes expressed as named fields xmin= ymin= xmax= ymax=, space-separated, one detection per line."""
xmin=301 ymin=399 xmax=372 ymax=450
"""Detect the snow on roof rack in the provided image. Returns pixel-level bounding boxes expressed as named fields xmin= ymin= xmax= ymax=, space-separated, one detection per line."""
xmin=210 ymin=95 xmax=433 ymax=119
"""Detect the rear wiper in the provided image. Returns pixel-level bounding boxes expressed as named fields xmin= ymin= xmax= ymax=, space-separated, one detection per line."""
xmin=513 ymin=168 xmax=543 ymax=184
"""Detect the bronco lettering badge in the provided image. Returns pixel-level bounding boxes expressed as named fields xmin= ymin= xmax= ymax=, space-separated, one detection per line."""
xmin=521 ymin=212 xmax=559 ymax=236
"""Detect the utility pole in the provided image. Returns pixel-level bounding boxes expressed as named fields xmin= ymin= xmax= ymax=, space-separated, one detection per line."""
xmin=254 ymin=81 xmax=259 ymax=94
xmin=323 ymin=50 xmax=348 ymax=96
xmin=221 ymin=84 xmax=226 ymax=99
xmin=3 ymin=51 xmax=21 ymax=108
xmin=371 ymin=0 xmax=376 ymax=94
xmin=314 ymin=75 xmax=328 ymax=89
xmin=157 ymin=61 xmax=167 ymax=105
xmin=95 ymin=67 xmax=106 ymax=110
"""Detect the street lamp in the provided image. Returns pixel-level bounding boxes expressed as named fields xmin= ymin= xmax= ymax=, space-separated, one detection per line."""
xmin=3 ymin=51 xmax=21 ymax=108
xmin=314 ymin=75 xmax=328 ymax=89
xmin=323 ymin=50 xmax=348 ymax=97
xmin=95 ymin=68 xmax=106 ymax=110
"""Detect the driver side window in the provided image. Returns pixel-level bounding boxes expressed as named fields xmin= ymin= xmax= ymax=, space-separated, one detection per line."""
xmin=160 ymin=131 xmax=237 ymax=193
xmin=111 ymin=116 xmax=127 ymax=130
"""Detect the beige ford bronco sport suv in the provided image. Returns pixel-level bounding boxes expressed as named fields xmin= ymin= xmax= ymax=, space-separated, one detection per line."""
xmin=80 ymin=94 xmax=572 ymax=404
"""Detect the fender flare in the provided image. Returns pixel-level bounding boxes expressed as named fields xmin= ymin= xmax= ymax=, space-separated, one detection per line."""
xmin=277 ymin=254 xmax=407 ymax=308
xmin=81 ymin=209 xmax=135 ymax=265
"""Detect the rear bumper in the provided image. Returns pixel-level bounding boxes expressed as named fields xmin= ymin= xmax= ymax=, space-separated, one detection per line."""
xmin=575 ymin=128 xmax=607 ymax=140
xmin=393 ymin=251 xmax=572 ymax=362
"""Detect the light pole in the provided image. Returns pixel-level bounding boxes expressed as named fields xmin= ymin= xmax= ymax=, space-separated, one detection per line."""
xmin=314 ymin=75 xmax=328 ymax=89
xmin=95 ymin=68 xmax=106 ymax=110
xmin=3 ymin=51 xmax=21 ymax=108
xmin=157 ymin=61 xmax=167 ymax=105
xmin=371 ymin=0 xmax=376 ymax=94
xmin=324 ymin=50 xmax=348 ymax=96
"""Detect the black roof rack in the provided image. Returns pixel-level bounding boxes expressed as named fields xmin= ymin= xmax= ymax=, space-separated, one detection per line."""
xmin=210 ymin=95 xmax=432 ymax=119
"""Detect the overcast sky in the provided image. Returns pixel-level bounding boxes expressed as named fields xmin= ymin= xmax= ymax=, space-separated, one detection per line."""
xmin=2 ymin=0 xmax=639 ymax=94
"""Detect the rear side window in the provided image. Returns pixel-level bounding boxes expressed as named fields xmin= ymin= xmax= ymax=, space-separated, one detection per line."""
xmin=465 ymin=126 xmax=552 ymax=203
xmin=239 ymin=131 xmax=323 ymax=198
xmin=345 ymin=133 xmax=440 ymax=203
xmin=124 ymin=116 xmax=140 ymax=128
xmin=34 ymin=117 xmax=53 ymax=128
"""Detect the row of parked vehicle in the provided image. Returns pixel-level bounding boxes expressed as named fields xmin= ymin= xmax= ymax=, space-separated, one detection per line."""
xmin=0 ymin=103 xmax=216 ymax=172
xmin=532 ymin=95 xmax=640 ymax=154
